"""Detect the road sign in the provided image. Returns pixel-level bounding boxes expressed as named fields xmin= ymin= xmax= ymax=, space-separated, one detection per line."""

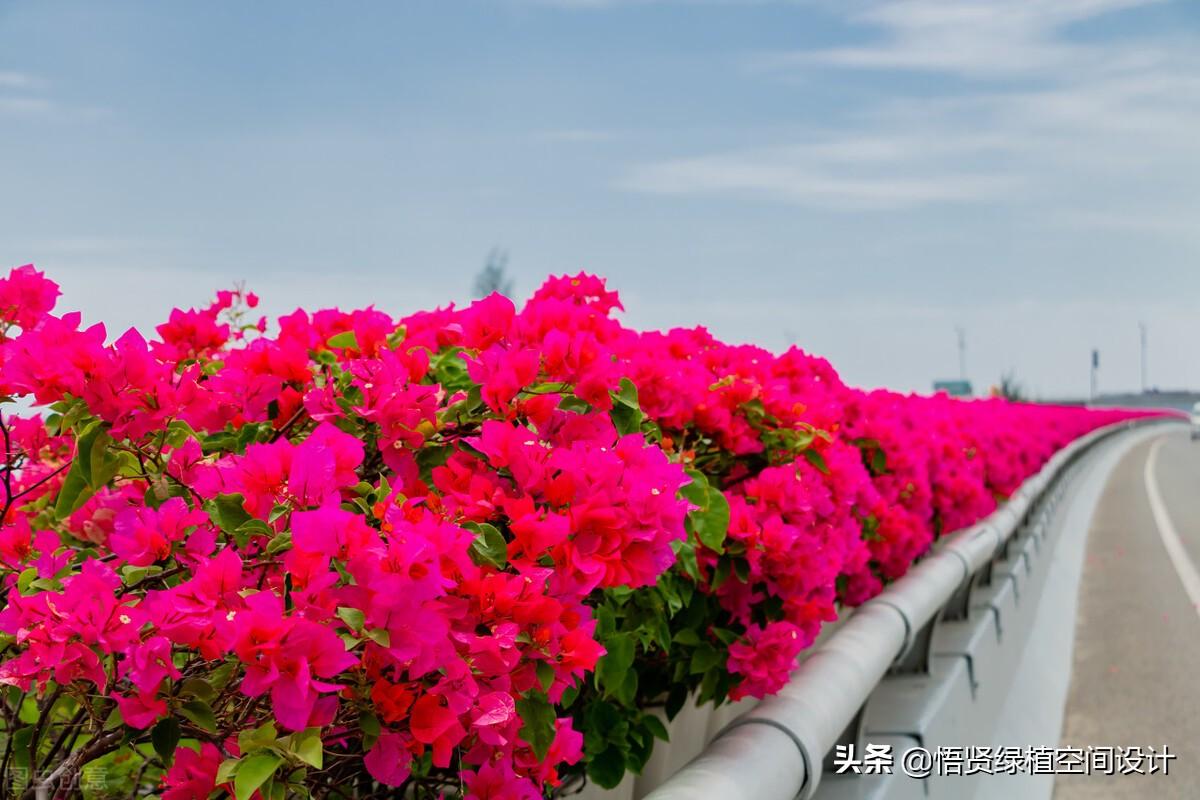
xmin=934 ymin=380 xmax=973 ymax=397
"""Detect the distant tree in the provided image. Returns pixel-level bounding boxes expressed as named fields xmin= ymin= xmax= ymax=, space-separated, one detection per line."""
xmin=472 ymin=248 xmax=514 ymax=298
xmin=996 ymin=370 xmax=1026 ymax=401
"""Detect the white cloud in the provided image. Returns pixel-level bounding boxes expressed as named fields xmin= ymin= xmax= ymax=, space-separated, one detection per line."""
xmin=763 ymin=0 xmax=1167 ymax=78
xmin=0 ymin=70 xmax=54 ymax=116
xmin=620 ymin=141 xmax=1016 ymax=208
xmin=0 ymin=71 xmax=46 ymax=89
xmin=620 ymin=0 xmax=1200 ymax=238
xmin=0 ymin=97 xmax=54 ymax=115
xmin=0 ymin=68 xmax=108 ymax=119
xmin=519 ymin=0 xmax=799 ymax=7
xmin=537 ymin=128 xmax=618 ymax=143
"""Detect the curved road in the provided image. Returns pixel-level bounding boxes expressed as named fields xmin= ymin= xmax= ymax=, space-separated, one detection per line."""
xmin=1056 ymin=429 xmax=1200 ymax=798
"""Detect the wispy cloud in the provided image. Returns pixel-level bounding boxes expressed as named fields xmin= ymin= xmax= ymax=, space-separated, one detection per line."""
xmin=0 ymin=70 xmax=54 ymax=116
xmin=620 ymin=0 xmax=1200 ymax=230
xmin=620 ymin=140 xmax=1016 ymax=208
xmin=757 ymin=0 xmax=1166 ymax=78
xmin=0 ymin=69 xmax=107 ymax=120
xmin=520 ymin=0 xmax=798 ymax=8
xmin=0 ymin=96 xmax=54 ymax=115
xmin=536 ymin=128 xmax=619 ymax=143
xmin=0 ymin=70 xmax=47 ymax=90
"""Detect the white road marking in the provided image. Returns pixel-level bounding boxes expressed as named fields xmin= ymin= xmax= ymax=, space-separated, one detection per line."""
xmin=1144 ymin=436 xmax=1200 ymax=618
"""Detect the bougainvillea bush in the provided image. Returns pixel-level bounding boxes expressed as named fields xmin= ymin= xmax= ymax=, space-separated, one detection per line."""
xmin=0 ymin=264 xmax=1147 ymax=799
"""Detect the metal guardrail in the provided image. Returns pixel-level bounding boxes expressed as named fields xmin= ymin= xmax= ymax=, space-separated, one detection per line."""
xmin=642 ymin=418 xmax=1171 ymax=800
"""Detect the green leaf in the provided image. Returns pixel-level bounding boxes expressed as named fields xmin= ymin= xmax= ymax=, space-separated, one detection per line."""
xmin=732 ymin=557 xmax=750 ymax=583
xmin=326 ymin=330 xmax=359 ymax=350
xmin=365 ymin=628 xmax=390 ymax=647
xmin=536 ymin=661 xmax=556 ymax=694
xmin=180 ymin=700 xmax=218 ymax=733
xmin=238 ymin=722 xmax=278 ymax=755
xmin=595 ymin=633 xmax=636 ymax=703
xmin=359 ymin=711 xmax=381 ymax=743
xmin=429 ymin=347 xmax=474 ymax=393
xmin=17 ymin=695 xmax=40 ymax=725
xmin=560 ymin=682 xmax=581 ymax=710
xmin=84 ymin=428 xmax=120 ymax=489
xmin=216 ymin=758 xmax=240 ymax=786
xmin=671 ymin=538 xmax=701 ymax=582
xmin=179 ymin=678 xmax=216 ymax=703
xmin=49 ymin=418 xmax=120 ymax=518
xmin=711 ymin=557 xmax=732 ymax=590
xmin=558 ymin=394 xmax=592 ymax=414
xmin=610 ymin=405 xmax=642 ymax=437
xmin=516 ymin=691 xmax=558 ymax=762
xmin=614 ymin=377 xmax=639 ymax=409
xmin=609 ymin=378 xmax=645 ymax=436
xmin=9 ymin=727 xmax=33 ymax=774
xmin=208 ymin=661 xmax=237 ymax=694
xmin=665 ymin=684 xmax=688 ymax=721
xmin=466 ymin=522 xmax=508 ymax=570
xmin=205 ymin=493 xmax=252 ymax=535
xmin=53 ymin=463 xmax=90 ymax=518
xmin=236 ymin=518 xmax=274 ymax=539
xmin=803 ymin=447 xmax=829 ymax=475
xmin=336 ymin=606 xmax=365 ymax=632
xmin=114 ymin=448 xmax=143 ymax=478
xmin=289 ymin=728 xmax=324 ymax=769
xmin=16 ymin=567 xmax=38 ymax=596
xmin=618 ymin=669 xmax=639 ymax=707
xmin=165 ymin=420 xmax=198 ymax=449
xmin=72 ymin=419 xmax=106 ymax=485
xmin=151 ymin=717 xmax=181 ymax=764
xmin=689 ymin=643 xmax=723 ymax=675
xmin=643 ymin=714 xmax=670 ymax=742
xmin=680 ymin=470 xmax=730 ymax=555
xmin=265 ymin=531 xmax=293 ymax=555
xmin=120 ymin=564 xmax=162 ymax=587
xmin=712 ymin=627 xmax=740 ymax=645
xmin=234 ymin=752 xmax=283 ymax=800
xmin=587 ymin=745 xmax=627 ymax=789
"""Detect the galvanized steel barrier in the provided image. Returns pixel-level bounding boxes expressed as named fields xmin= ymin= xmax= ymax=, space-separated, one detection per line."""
xmin=639 ymin=417 xmax=1173 ymax=800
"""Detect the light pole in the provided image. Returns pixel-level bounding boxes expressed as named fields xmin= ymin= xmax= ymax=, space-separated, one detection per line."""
xmin=956 ymin=326 xmax=966 ymax=381
xmin=1139 ymin=321 xmax=1147 ymax=394
xmin=1090 ymin=349 xmax=1099 ymax=402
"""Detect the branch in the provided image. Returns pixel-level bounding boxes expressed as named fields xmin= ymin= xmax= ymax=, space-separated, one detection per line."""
xmin=24 ymin=728 xmax=122 ymax=800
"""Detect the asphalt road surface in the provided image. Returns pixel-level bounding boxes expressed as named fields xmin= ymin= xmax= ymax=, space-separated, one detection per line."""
xmin=1056 ymin=430 xmax=1200 ymax=799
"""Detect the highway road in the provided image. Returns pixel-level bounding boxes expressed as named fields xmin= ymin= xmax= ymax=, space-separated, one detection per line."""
xmin=1056 ymin=429 xmax=1200 ymax=799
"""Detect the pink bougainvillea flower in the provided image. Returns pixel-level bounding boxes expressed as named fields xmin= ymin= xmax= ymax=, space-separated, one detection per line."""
xmin=110 ymin=497 xmax=208 ymax=566
xmin=112 ymin=683 xmax=170 ymax=729
xmin=162 ymin=742 xmax=222 ymax=800
xmin=365 ymin=731 xmax=414 ymax=787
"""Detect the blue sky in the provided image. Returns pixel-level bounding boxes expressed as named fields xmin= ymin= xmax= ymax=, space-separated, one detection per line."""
xmin=2 ymin=0 xmax=1198 ymax=397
